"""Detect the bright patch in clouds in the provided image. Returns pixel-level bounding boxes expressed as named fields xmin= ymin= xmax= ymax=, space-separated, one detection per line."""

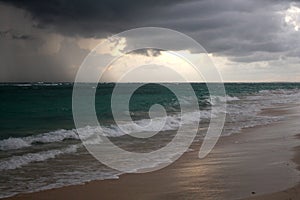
xmin=101 ymin=50 xmax=205 ymax=83
xmin=285 ymin=5 xmax=300 ymax=31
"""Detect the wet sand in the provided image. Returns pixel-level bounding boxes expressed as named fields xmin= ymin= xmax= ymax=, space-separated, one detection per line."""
xmin=244 ymin=144 xmax=300 ymax=200
xmin=3 ymin=105 xmax=300 ymax=200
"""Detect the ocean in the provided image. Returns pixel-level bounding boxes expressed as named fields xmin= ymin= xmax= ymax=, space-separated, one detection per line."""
xmin=0 ymin=82 xmax=300 ymax=198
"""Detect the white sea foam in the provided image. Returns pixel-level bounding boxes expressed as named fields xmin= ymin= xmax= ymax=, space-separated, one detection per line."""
xmin=11 ymin=83 xmax=65 ymax=87
xmin=0 ymin=130 xmax=79 ymax=151
xmin=0 ymin=145 xmax=79 ymax=171
xmin=0 ymin=110 xmax=209 ymax=151
xmin=221 ymin=89 xmax=300 ymax=135
xmin=14 ymin=84 xmax=32 ymax=87
xmin=0 ymin=137 xmax=31 ymax=150
xmin=209 ymin=95 xmax=240 ymax=105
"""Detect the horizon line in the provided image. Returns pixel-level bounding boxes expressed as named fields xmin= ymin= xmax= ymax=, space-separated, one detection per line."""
xmin=1 ymin=81 xmax=300 ymax=84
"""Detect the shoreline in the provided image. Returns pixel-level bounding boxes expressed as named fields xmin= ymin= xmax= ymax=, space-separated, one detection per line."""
xmin=244 ymin=143 xmax=300 ymax=200
xmin=3 ymin=104 xmax=300 ymax=200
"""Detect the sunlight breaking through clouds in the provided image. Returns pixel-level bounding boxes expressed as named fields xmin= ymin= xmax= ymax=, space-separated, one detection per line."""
xmin=285 ymin=5 xmax=300 ymax=31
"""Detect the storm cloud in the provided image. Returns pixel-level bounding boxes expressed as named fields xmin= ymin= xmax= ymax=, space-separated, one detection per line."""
xmin=0 ymin=0 xmax=299 ymax=81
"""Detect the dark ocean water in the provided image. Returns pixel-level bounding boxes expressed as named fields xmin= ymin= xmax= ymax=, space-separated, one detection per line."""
xmin=0 ymin=82 xmax=300 ymax=198
xmin=1 ymin=82 xmax=299 ymax=139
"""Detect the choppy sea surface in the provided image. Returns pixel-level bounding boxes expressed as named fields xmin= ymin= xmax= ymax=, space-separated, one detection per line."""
xmin=0 ymin=82 xmax=300 ymax=198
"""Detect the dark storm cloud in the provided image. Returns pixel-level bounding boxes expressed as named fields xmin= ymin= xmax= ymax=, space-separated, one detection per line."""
xmin=132 ymin=49 xmax=162 ymax=57
xmin=0 ymin=35 xmax=89 ymax=82
xmin=1 ymin=0 xmax=298 ymax=62
xmin=0 ymin=0 xmax=300 ymax=82
xmin=0 ymin=29 xmax=34 ymax=40
xmin=0 ymin=0 xmax=187 ymax=37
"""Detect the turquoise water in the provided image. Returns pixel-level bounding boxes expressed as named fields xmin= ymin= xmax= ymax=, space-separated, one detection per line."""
xmin=0 ymin=82 xmax=300 ymax=198
xmin=1 ymin=82 xmax=300 ymax=139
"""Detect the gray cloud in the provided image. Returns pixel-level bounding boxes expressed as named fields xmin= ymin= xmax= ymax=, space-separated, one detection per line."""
xmin=0 ymin=0 xmax=299 ymax=81
xmin=1 ymin=0 xmax=298 ymax=58
xmin=0 ymin=0 xmax=186 ymax=37
xmin=132 ymin=49 xmax=162 ymax=57
xmin=0 ymin=29 xmax=34 ymax=40
xmin=0 ymin=38 xmax=89 ymax=82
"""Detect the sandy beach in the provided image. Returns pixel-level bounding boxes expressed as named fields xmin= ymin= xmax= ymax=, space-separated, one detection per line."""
xmin=245 ymin=148 xmax=300 ymax=200
xmin=3 ymin=104 xmax=299 ymax=200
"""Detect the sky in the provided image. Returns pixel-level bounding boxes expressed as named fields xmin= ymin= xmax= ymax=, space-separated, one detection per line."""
xmin=0 ymin=0 xmax=300 ymax=82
